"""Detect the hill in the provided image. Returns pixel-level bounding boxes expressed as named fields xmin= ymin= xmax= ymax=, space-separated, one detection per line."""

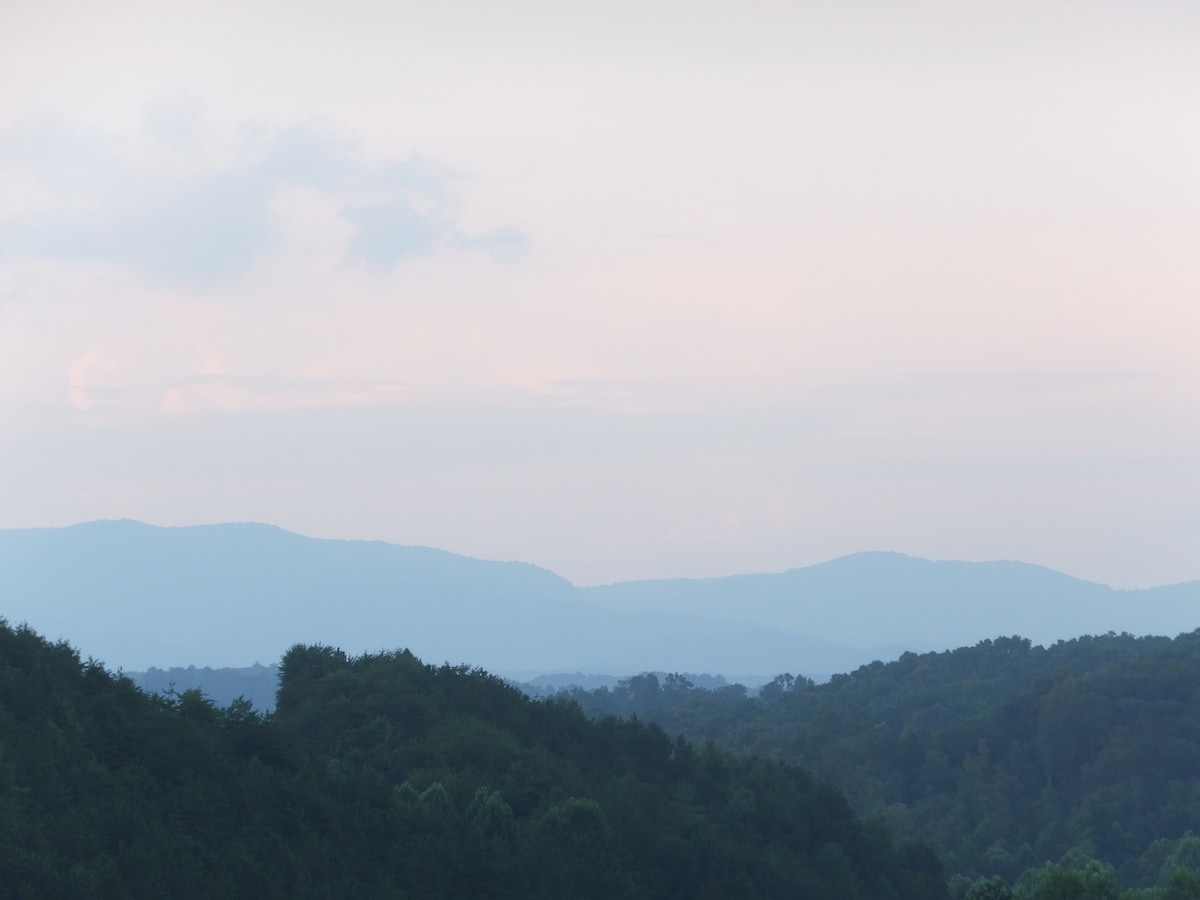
xmin=0 ymin=617 xmax=946 ymax=899
xmin=559 ymin=630 xmax=1200 ymax=893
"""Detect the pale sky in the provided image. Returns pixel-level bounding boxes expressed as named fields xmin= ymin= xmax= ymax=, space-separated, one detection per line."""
xmin=1 ymin=0 xmax=1197 ymax=588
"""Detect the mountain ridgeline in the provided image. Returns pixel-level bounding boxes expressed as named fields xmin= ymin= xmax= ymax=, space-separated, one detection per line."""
xmin=1 ymin=520 xmax=1196 ymax=677
xmin=0 ymin=618 xmax=946 ymax=899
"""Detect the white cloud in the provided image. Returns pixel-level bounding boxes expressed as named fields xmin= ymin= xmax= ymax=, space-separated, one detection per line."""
xmin=0 ymin=111 xmax=529 ymax=287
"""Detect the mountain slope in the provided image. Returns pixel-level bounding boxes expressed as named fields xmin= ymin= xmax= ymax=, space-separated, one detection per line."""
xmin=560 ymin=631 xmax=1200 ymax=890
xmin=0 ymin=520 xmax=860 ymax=675
xmin=582 ymin=551 xmax=1200 ymax=652
xmin=0 ymin=617 xmax=949 ymax=899
xmin=2 ymin=522 xmax=1195 ymax=676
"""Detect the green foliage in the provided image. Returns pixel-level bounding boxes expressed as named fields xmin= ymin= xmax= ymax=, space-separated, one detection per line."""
xmin=965 ymin=875 xmax=1015 ymax=900
xmin=1163 ymin=868 xmax=1200 ymax=900
xmin=1020 ymin=860 xmax=1122 ymax=900
xmin=560 ymin=631 xmax=1200 ymax=891
xmin=0 ymin=618 xmax=945 ymax=899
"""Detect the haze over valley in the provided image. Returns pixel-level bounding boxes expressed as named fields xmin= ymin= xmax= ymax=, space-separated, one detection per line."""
xmin=3 ymin=520 xmax=1196 ymax=681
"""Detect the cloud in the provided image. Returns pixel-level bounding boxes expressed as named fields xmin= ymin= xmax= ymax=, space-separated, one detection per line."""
xmin=343 ymin=198 xmax=448 ymax=266
xmin=64 ymin=360 xmax=416 ymax=416
xmin=143 ymin=93 xmax=206 ymax=148
xmin=454 ymin=226 xmax=532 ymax=263
xmin=0 ymin=159 xmax=276 ymax=287
xmin=0 ymin=122 xmax=127 ymax=192
xmin=0 ymin=109 xmax=529 ymax=288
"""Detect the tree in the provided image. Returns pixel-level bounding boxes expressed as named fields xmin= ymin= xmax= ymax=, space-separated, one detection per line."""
xmin=965 ymin=875 xmax=1013 ymax=900
xmin=1024 ymin=860 xmax=1120 ymax=900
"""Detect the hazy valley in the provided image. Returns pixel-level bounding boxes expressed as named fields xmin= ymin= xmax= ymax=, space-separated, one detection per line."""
xmin=3 ymin=520 xmax=1196 ymax=681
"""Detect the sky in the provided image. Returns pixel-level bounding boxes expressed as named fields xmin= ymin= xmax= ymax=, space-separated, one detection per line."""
xmin=1 ymin=0 xmax=1197 ymax=589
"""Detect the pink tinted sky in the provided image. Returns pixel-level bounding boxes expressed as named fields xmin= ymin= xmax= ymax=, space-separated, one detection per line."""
xmin=1 ymin=0 xmax=1197 ymax=587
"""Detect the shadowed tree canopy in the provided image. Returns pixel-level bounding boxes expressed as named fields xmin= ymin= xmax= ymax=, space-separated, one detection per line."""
xmin=0 ymin=618 xmax=947 ymax=899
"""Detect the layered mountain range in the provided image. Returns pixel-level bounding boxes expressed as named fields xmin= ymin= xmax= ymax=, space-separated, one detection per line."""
xmin=1 ymin=520 xmax=1196 ymax=678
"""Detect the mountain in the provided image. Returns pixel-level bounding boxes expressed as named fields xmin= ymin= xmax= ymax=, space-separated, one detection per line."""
xmin=1 ymin=521 xmax=1196 ymax=677
xmin=0 ymin=520 xmax=861 ymax=676
xmin=580 ymin=551 xmax=1200 ymax=654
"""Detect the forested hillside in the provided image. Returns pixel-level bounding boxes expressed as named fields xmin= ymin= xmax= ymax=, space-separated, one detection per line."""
xmin=560 ymin=631 xmax=1200 ymax=895
xmin=0 ymin=618 xmax=946 ymax=899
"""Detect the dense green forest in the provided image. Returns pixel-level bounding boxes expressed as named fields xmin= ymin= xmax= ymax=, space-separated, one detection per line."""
xmin=9 ymin=612 xmax=1200 ymax=899
xmin=559 ymin=631 xmax=1200 ymax=897
xmin=0 ymin=617 xmax=945 ymax=899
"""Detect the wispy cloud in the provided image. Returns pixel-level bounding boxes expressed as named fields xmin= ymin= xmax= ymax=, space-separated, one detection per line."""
xmin=342 ymin=198 xmax=448 ymax=266
xmin=0 ymin=102 xmax=529 ymax=287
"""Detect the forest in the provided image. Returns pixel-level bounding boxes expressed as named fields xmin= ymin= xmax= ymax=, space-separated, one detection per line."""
xmin=558 ymin=630 xmax=1200 ymax=897
xmin=7 ymin=615 xmax=1200 ymax=898
xmin=0 ymin=617 xmax=943 ymax=899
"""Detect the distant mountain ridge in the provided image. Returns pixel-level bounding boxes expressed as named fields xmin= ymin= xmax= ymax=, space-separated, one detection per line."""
xmin=580 ymin=550 xmax=1199 ymax=650
xmin=0 ymin=520 xmax=860 ymax=676
xmin=1 ymin=521 xmax=1196 ymax=676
